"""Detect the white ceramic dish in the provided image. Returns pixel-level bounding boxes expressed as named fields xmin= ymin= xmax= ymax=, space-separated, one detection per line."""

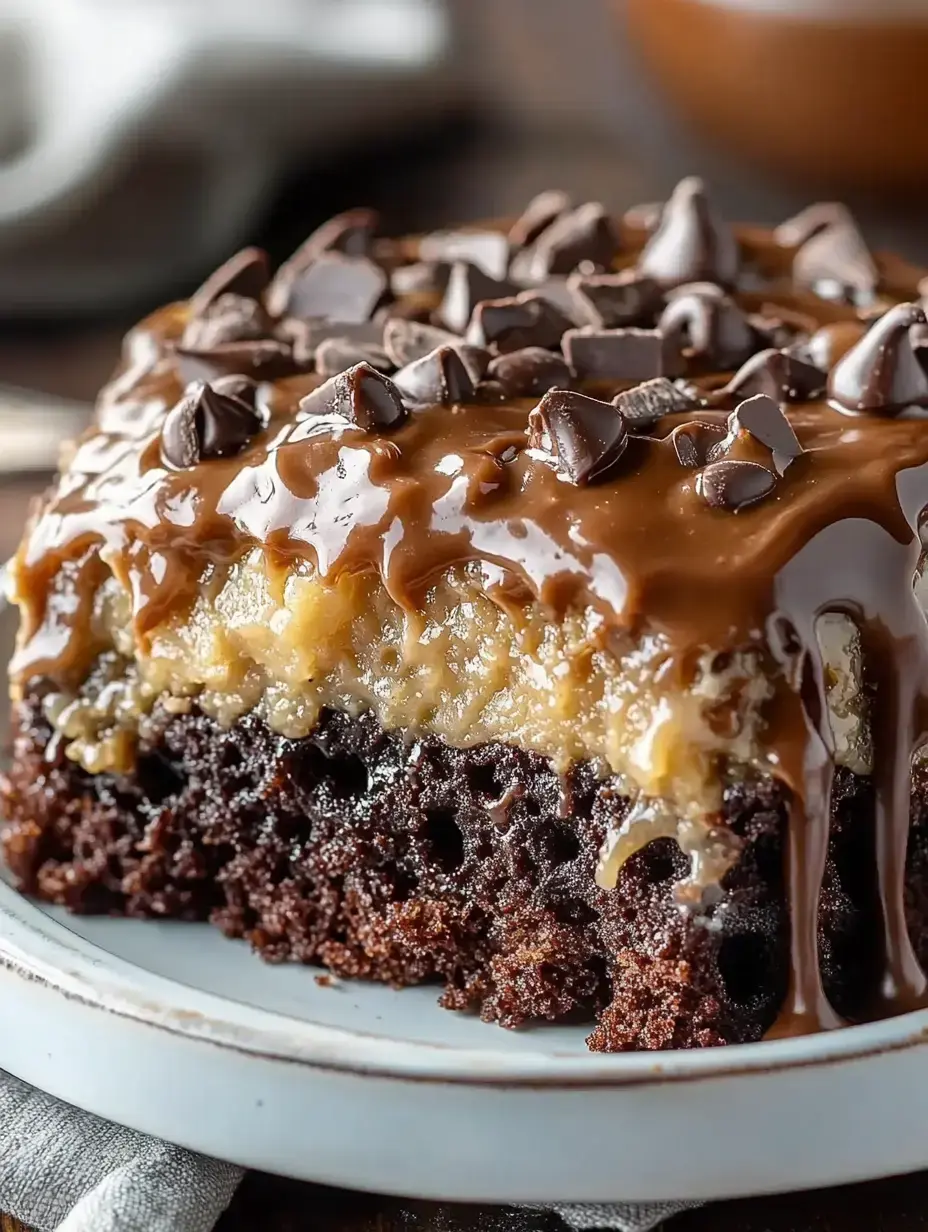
xmin=1 ymin=866 xmax=928 ymax=1202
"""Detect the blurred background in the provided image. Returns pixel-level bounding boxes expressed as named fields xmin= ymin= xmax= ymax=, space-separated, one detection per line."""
xmin=5 ymin=0 xmax=928 ymax=714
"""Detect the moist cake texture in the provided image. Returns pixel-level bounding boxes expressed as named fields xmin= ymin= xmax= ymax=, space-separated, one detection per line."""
xmin=6 ymin=179 xmax=928 ymax=1048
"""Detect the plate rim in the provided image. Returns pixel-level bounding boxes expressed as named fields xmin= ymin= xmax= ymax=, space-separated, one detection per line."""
xmin=3 ymin=877 xmax=928 ymax=1088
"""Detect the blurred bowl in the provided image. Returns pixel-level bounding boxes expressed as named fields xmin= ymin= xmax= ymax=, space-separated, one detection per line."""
xmin=624 ymin=0 xmax=928 ymax=193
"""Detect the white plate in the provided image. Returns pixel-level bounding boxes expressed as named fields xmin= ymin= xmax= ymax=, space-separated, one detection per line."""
xmin=3 ymin=868 xmax=928 ymax=1202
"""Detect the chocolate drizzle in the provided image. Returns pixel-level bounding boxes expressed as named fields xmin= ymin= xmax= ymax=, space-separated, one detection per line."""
xmin=12 ymin=185 xmax=928 ymax=1044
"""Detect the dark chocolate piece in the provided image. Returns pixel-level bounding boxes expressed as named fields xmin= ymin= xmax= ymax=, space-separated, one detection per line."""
xmin=568 ymin=270 xmax=663 ymax=329
xmin=658 ymin=282 xmax=756 ymax=368
xmin=527 ymin=388 xmax=628 ymax=485
xmin=670 ymin=420 xmax=728 ymax=467
xmin=514 ymin=202 xmax=619 ymax=282
xmin=508 ymin=190 xmax=571 ymax=248
xmin=614 ymin=377 xmax=696 ymax=428
xmin=277 ymin=253 xmax=387 ymax=324
xmin=563 ymin=327 xmax=683 ymax=382
xmin=828 ymin=302 xmax=928 ymax=416
xmin=297 ymin=362 xmax=406 ymax=431
xmin=774 ymin=202 xmax=856 ymax=249
xmin=419 ymin=231 xmax=511 ymax=280
xmin=382 ymin=318 xmax=459 ymax=368
xmin=189 ymin=247 xmax=270 ymax=317
xmin=466 ymin=293 xmax=572 ymax=353
xmin=267 ymin=208 xmax=379 ymax=316
xmin=174 ymin=339 xmax=295 ymax=384
xmin=437 ymin=261 xmax=516 ymax=334
xmin=161 ymin=380 xmax=264 ymax=469
xmin=792 ymin=218 xmax=878 ymax=305
xmin=698 ymin=459 xmax=777 ymax=511
xmin=487 ymin=347 xmax=573 ymax=397
xmin=636 ymin=176 xmax=739 ymax=290
xmin=181 ymin=293 xmax=273 ymax=351
xmin=729 ymin=394 xmax=802 ymax=474
xmin=390 ymin=261 xmax=451 ymax=298
xmin=723 ymin=348 xmax=826 ymax=405
xmin=315 ymin=336 xmax=392 ymax=378
xmin=393 ymin=345 xmax=476 ymax=406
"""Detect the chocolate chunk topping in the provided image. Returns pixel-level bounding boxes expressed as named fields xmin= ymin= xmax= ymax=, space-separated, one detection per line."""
xmin=637 ymin=176 xmax=739 ymax=290
xmin=467 ymin=293 xmax=572 ymax=353
xmin=563 ymin=327 xmax=683 ymax=382
xmin=614 ymin=377 xmax=696 ymax=429
xmin=393 ymin=345 xmax=476 ymax=406
xmin=723 ymin=348 xmax=826 ymax=404
xmin=174 ymin=339 xmax=295 ymax=384
xmin=382 ymin=318 xmax=459 ymax=368
xmin=658 ymin=282 xmax=756 ymax=368
xmin=828 ymin=302 xmax=928 ymax=415
xmin=670 ymin=420 xmax=728 ymax=467
xmin=698 ymin=459 xmax=777 ymax=511
xmin=419 ymin=231 xmax=511 ymax=280
xmin=527 ymin=388 xmax=628 ymax=485
xmin=160 ymin=380 xmax=264 ymax=469
xmin=189 ymin=247 xmax=270 ymax=317
xmin=315 ymin=336 xmax=392 ymax=378
xmin=277 ymin=253 xmax=387 ymax=324
xmin=437 ymin=261 xmax=516 ymax=334
xmin=181 ymin=293 xmax=273 ymax=351
xmin=390 ymin=261 xmax=451 ymax=298
xmin=792 ymin=216 xmax=878 ymax=305
xmin=568 ymin=270 xmax=663 ymax=329
xmin=508 ymin=190 xmax=572 ymax=249
xmin=729 ymin=394 xmax=802 ymax=474
xmin=297 ymin=362 xmax=406 ymax=431
xmin=774 ymin=202 xmax=855 ymax=249
xmin=487 ymin=347 xmax=573 ymax=397
xmin=514 ymin=202 xmax=619 ymax=282
xmin=267 ymin=209 xmax=379 ymax=316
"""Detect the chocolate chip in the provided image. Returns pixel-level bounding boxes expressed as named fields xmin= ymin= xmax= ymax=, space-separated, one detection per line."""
xmin=774 ymin=202 xmax=855 ymax=248
xmin=527 ymin=388 xmax=628 ymax=485
xmin=514 ymin=202 xmax=619 ymax=282
xmin=670 ymin=420 xmax=728 ymax=467
xmin=658 ymin=282 xmax=756 ymax=368
xmin=174 ymin=339 xmax=295 ymax=384
xmin=828 ymin=302 xmax=928 ymax=415
xmin=792 ymin=218 xmax=878 ymax=305
xmin=161 ymin=380 xmax=265 ymax=469
xmin=283 ymin=318 xmax=384 ymax=368
xmin=748 ymin=312 xmax=807 ymax=351
xmin=508 ymin=190 xmax=572 ymax=249
xmin=563 ymin=327 xmax=683 ymax=382
xmin=419 ymin=231 xmax=511 ymax=280
xmin=568 ymin=270 xmax=662 ymax=329
xmin=210 ymin=374 xmax=261 ymax=407
xmin=466 ymin=293 xmax=572 ymax=353
xmin=297 ymin=362 xmax=406 ymax=431
xmin=276 ymin=253 xmax=387 ymax=324
xmin=189 ymin=247 xmax=270 ymax=317
xmin=393 ymin=345 xmax=476 ymax=405
xmin=614 ymin=377 xmax=696 ymax=429
xmin=698 ymin=459 xmax=776 ymax=510
xmin=636 ymin=176 xmax=739 ymax=290
xmin=528 ymin=278 xmax=583 ymax=323
xmin=729 ymin=394 xmax=802 ymax=474
xmin=315 ymin=336 xmax=392 ymax=378
xmin=181 ymin=293 xmax=273 ymax=351
xmin=267 ymin=208 xmax=379 ymax=315
xmin=437 ymin=261 xmax=516 ymax=334
xmin=382 ymin=318 xmax=459 ymax=367
xmin=487 ymin=347 xmax=573 ymax=396
xmin=390 ymin=261 xmax=451 ymax=298
xmin=723 ymin=348 xmax=826 ymax=404
xmin=455 ymin=343 xmax=493 ymax=384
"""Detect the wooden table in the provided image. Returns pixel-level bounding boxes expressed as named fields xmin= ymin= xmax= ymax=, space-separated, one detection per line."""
xmin=2 ymin=120 xmax=927 ymax=1232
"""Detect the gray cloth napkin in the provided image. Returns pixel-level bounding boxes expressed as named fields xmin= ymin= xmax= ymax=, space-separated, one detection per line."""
xmin=0 ymin=1069 xmax=696 ymax=1231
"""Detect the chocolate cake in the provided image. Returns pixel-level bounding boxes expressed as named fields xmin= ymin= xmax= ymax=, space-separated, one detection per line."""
xmin=6 ymin=178 xmax=928 ymax=1050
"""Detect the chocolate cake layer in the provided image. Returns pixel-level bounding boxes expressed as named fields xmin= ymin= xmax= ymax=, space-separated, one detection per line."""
xmin=7 ymin=692 xmax=928 ymax=1051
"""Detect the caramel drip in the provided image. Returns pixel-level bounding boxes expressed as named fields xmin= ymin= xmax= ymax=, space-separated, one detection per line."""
xmin=11 ymin=216 xmax=928 ymax=1041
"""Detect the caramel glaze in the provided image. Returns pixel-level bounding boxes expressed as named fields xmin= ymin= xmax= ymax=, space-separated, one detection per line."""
xmin=11 ymin=220 xmax=928 ymax=1040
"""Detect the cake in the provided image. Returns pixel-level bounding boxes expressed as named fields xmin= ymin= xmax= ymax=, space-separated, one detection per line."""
xmin=5 ymin=179 xmax=928 ymax=1051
